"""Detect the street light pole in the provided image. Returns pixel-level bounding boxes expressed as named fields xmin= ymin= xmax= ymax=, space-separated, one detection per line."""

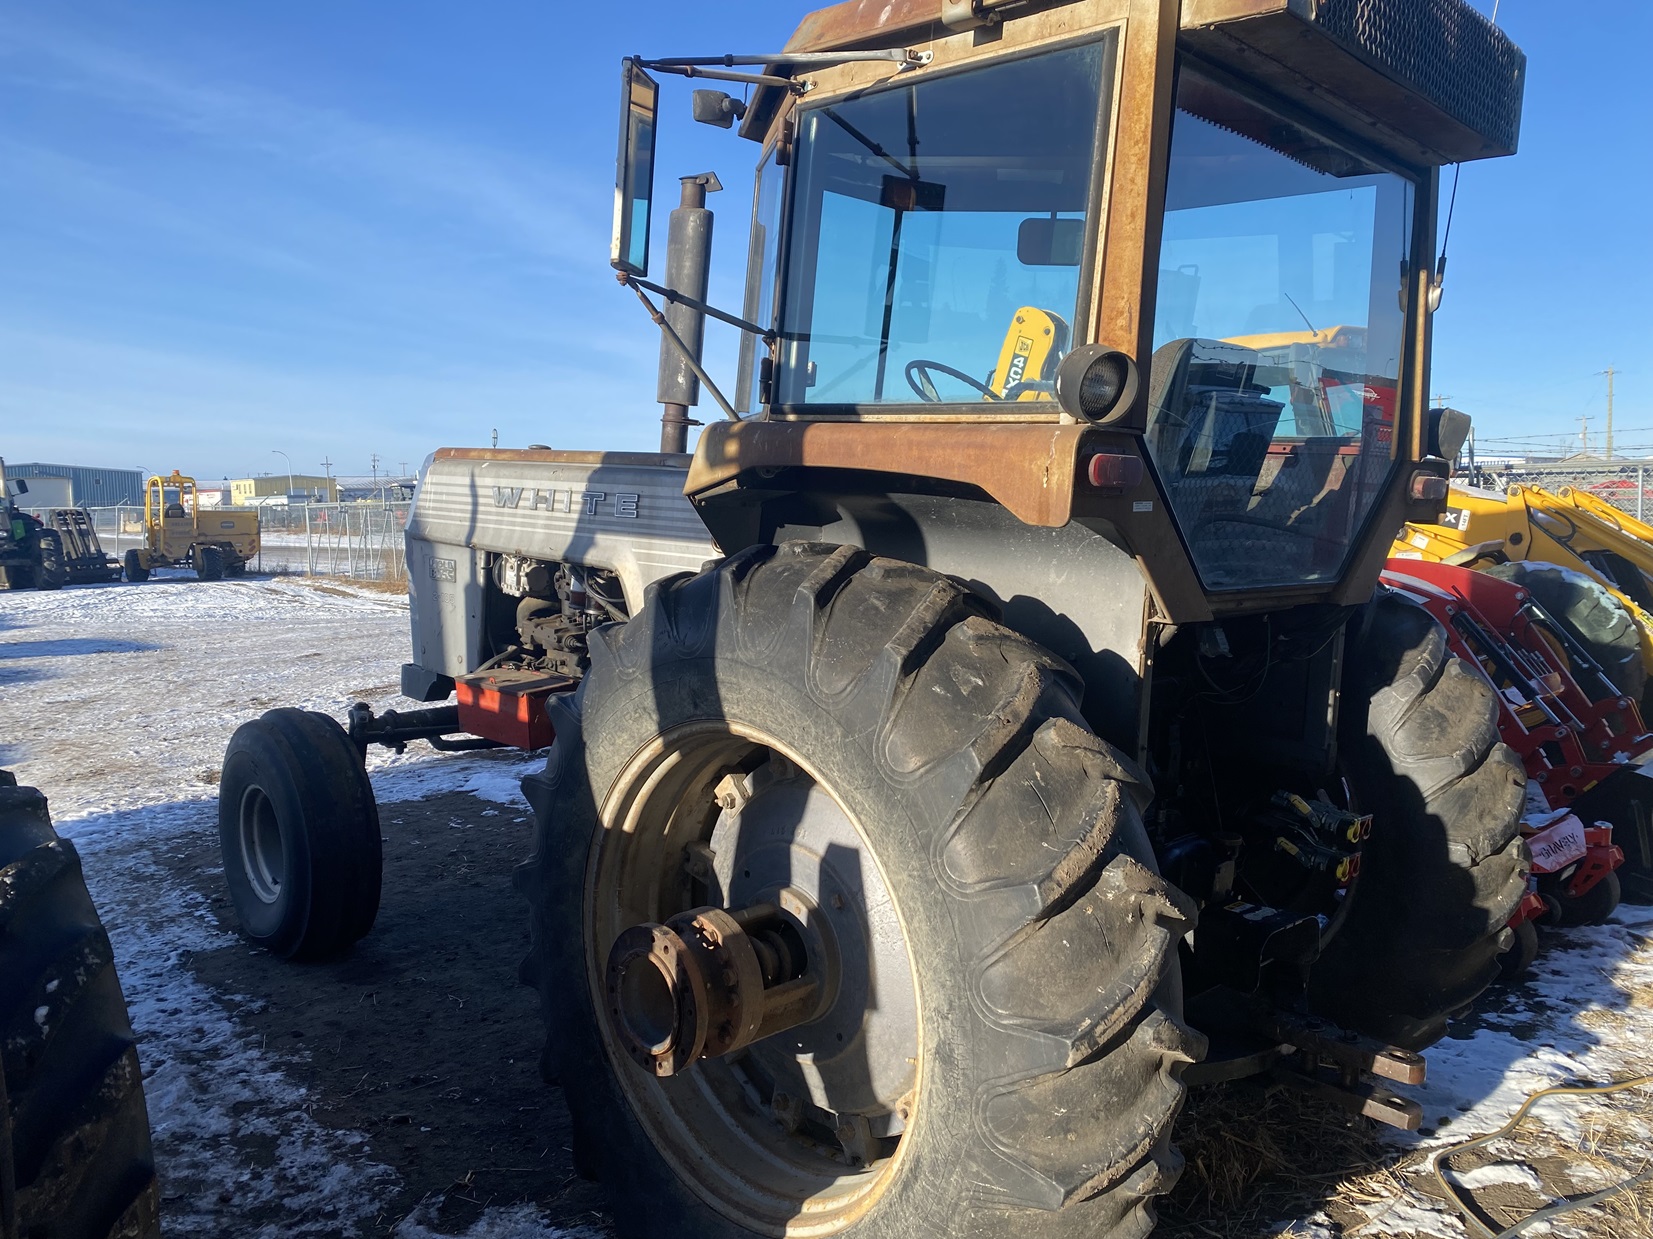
xmin=272 ymin=450 xmax=295 ymax=501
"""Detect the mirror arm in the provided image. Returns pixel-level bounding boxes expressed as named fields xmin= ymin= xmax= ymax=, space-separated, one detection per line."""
xmin=628 ymin=275 xmax=776 ymax=344
xmin=638 ymin=49 xmax=933 ymax=94
xmin=620 ymin=274 xmax=743 ymax=423
xmin=641 ymin=51 xmax=930 ymax=70
xmin=650 ymin=65 xmax=806 ymax=93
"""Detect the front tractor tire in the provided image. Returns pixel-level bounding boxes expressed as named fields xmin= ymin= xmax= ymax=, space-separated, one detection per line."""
xmin=218 ymin=709 xmax=383 ymax=960
xmin=121 ymin=552 xmax=149 ymax=584
xmin=0 ymin=773 xmax=161 ymax=1238
xmin=34 ymin=530 xmax=67 ymax=591
xmin=1310 ymin=591 xmax=1530 ymax=1049
xmin=517 ymin=543 xmax=1202 ymax=1239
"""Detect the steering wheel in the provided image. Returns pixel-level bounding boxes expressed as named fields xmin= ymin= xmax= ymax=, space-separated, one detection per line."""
xmin=1189 ymin=513 xmax=1326 ymax=544
xmin=904 ymin=359 xmax=1001 ymax=403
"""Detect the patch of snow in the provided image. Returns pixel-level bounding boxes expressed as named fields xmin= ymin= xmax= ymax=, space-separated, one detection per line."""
xmin=1448 ymin=1161 xmax=1545 ymax=1192
xmin=392 ymin=1202 xmax=603 ymax=1238
xmin=1350 ymin=1195 xmax=1469 ymax=1238
xmin=1272 ymin=1216 xmax=1338 ymax=1238
xmin=2 ymin=580 xmax=554 ymax=1236
xmin=74 ymin=804 xmax=397 ymax=1236
xmin=372 ymin=753 xmax=545 ymax=810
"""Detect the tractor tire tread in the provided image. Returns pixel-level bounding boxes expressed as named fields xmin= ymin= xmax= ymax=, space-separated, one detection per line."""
xmin=0 ymin=782 xmax=160 ymax=1239
xmin=1312 ymin=590 xmax=1529 ymax=1049
xmin=518 ymin=541 xmax=1202 ymax=1239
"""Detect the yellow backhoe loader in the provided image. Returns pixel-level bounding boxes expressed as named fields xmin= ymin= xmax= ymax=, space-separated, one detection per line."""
xmin=125 ymin=472 xmax=260 ymax=582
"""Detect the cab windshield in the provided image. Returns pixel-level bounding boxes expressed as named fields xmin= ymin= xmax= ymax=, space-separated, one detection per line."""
xmin=773 ymin=39 xmax=1113 ymax=410
xmin=1146 ymin=73 xmax=1416 ymax=591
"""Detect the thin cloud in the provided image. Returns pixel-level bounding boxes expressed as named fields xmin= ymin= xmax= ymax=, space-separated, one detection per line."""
xmin=0 ymin=16 xmax=606 ymax=264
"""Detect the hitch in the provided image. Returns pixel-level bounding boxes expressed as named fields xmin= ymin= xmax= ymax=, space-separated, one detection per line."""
xmin=1187 ymin=989 xmax=1426 ymax=1131
xmin=345 ymin=702 xmax=501 ymax=759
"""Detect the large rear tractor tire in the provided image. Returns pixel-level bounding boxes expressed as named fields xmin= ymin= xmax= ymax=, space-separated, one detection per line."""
xmin=0 ymin=772 xmax=162 ymax=1238
xmin=218 ymin=709 xmax=382 ymax=959
xmin=196 ymin=545 xmax=225 ymax=582
xmin=34 ymin=531 xmax=67 ymax=591
xmin=121 ymin=552 xmax=149 ymax=584
xmin=1310 ymin=591 xmax=1530 ymax=1050
xmin=1485 ymin=561 xmax=1647 ymax=704
xmin=516 ymin=543 xmax=1203 ymax=1239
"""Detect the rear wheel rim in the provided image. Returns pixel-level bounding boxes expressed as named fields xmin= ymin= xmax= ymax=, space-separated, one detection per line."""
xmin=238 ymin=785 xmax=285 ymax=904
xmin=589 ymin=721 xmax=921 ymax=1236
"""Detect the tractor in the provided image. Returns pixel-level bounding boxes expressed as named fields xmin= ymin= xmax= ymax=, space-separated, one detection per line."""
xmin=218 ymin=3 xmax=1533 ymax=1237
xmin=124 ymin=471 xmax=260 ymax=582
xmin=1396 ymin=482 xmax=1653 ymax=900
xmin=0 ymin=458 xmax=67 ymax=591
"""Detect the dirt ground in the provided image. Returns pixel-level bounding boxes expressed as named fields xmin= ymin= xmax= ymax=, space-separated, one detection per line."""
xmin=166 ymin=789 xmax=610 ymax=1236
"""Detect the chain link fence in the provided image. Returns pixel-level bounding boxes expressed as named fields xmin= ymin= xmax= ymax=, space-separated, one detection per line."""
xmin=1465 ymin=460 xmax=1653 ymax=520
xmin=48 ymin=503 xmax=412 ymax=583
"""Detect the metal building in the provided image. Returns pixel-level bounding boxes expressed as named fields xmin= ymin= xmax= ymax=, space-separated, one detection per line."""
xmin=5 ymin=463 xmax=144 ymax=507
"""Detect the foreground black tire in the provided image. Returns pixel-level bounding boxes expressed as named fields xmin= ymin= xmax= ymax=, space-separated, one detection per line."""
xmin=218 ymin=710 xmax=382 ymax=959
xmin=34 ymin=531 xmax=67 ymax=591
xmin=1486 ymin=561 xmax=1647 ymax=703
xmin=0 ymin=773 xmax=161 ymax=1238
xmin=517 ymin=542 xmax=1202 ymax=1239
xmin=121 ymin=552 xmax=149 ymax=584
xmin=196 ymin=546 xmax=224 ymax=582
xmin=1499 ymin=918 xmax=1540 ymax=981
xmin=1553 ymin=869 xmax=1620 ymax=927
xmin=1310 ymin=590 xmax=1529 ymax=1050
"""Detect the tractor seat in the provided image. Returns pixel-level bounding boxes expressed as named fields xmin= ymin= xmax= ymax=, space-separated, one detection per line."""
xmin=164 ymin=503 xmax=187 ymax=518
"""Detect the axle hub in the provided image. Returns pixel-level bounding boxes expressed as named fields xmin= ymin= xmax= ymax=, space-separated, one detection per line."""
xmin=606 ymin=903 xmax=818 ymax=1077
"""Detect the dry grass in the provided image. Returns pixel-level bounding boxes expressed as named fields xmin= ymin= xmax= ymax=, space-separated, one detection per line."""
xmin=296 ymin=574 xmax=409 ymax=597
xmin=1162 ymin=1072 xmax=1653 ymax=1239
xmin=1159 ymin=1078 xmax=1394 ymax=1238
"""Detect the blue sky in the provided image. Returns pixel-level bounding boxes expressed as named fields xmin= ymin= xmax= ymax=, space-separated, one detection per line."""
xmin=1 ymin=2 xmax=1645 ymax=480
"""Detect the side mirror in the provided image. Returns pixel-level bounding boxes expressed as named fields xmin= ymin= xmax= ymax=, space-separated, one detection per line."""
xmin=692 ymin=90 xmax=747 ymax=129
xmin=611 ymin=59 xmax=660 ymax=276
xmin=1017 ymin=217 xmax=1084 ymax=267
xmin=13 ymin=479 xmax=26 ymax=495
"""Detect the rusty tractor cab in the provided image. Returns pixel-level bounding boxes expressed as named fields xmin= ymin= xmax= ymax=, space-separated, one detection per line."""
xmin=217 ymin=4 xmax=1530 ymax=1238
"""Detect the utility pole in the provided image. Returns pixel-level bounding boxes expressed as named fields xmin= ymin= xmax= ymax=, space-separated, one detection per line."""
xmin=1599 ymin=367 xmax=1617 ymax=459
xmin=370 ymin=453 xmax=381 ymax=504
xmin=321 ymin=457 xmax=333 ymax=502
xmin=1579 ymin=414 xmax=1592 ymax=457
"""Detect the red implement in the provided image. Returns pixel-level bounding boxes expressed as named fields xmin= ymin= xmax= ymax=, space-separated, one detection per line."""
xmin=454 ymin=669 xmax=575 ymax=750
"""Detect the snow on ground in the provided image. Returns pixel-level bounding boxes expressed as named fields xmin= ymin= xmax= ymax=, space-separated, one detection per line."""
xmin=1 ymin=577 xmax=583 ymax=1237
xmin=4 ymin=576 xmax=1653 ymax=1238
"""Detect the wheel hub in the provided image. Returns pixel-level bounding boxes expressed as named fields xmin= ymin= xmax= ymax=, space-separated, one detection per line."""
xmin=606 ymin=903 xmax=819 ymax=1077
xmin=590 ymin=732 xmax=923 ymax=1229
xmin=237 ymin=785 xmax=284 ymax=904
